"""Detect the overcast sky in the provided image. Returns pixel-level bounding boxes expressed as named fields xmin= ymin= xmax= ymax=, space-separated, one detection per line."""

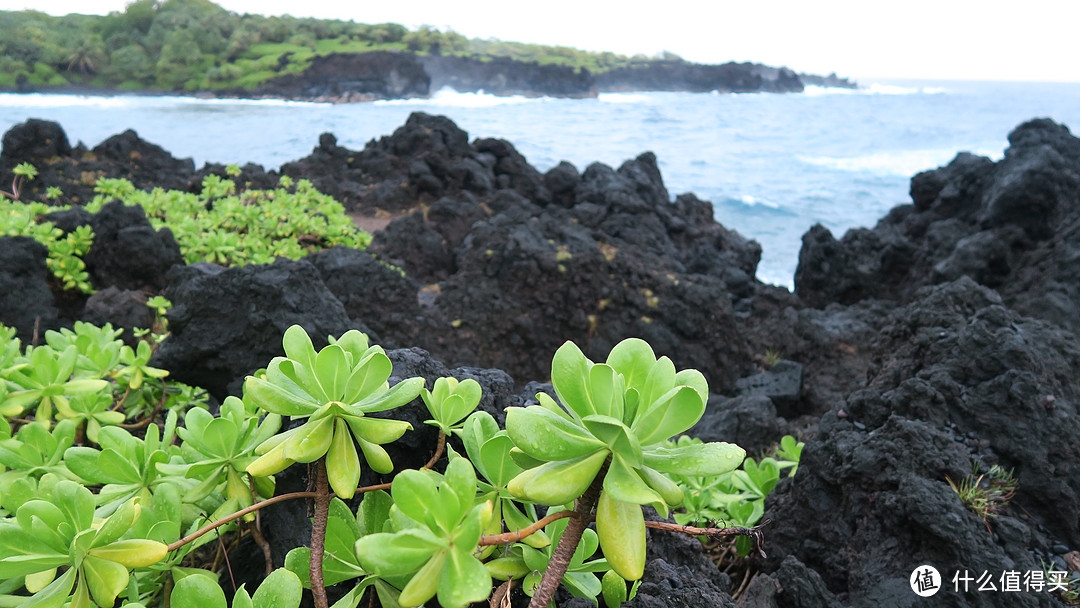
xmin=4 ymin=0 xmax=1078 ymax=83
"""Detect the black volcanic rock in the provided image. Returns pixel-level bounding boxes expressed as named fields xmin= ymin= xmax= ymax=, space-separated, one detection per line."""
xmin=762 ymin=278 xmax=1080 ymax=606
xmin=0 ymin=236 xmax=59 ymax=343
xmin=250 ymin=52 xmax=430 ymax=102
xmin=84 ymin=200 xmax=184 ymax=292
xmin=596 ymin=60 xmax=803 ymax=93
xmin=421 ymin=55 xmax=595 ymax=97
xmin=305 ymin=246 xmax=423 ymax=347
xmin=280 ymin=112 xmax=491 ymax=212
xmin=0 ymin=118 xmax=70 ymax=169
xmin=0 ymin=120 xmax=198 ymax=204
xmin=92 ymin=129 xmax=196 ymax=187
xmin=400 ymin=149 xmax=757 ymax=392
xmin=795 ymin=119 xmax=1080 ymax=339
xmin=152 ymin=259 xmax=358 ymax=399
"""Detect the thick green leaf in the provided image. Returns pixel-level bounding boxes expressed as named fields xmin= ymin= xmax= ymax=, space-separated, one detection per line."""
xmin=442 ymin=457 xmax=477 ymax=510
xmin=170 ymin=573 xmax=227 ymax=608
xmin=343 ymin=416 xmax=411 ymax=445
xmin=595 ymin=491 xmax=645 ymax=581
xmin=358 ymin=490 xmax=393 ymax=535
xmin=252 ymin=568 xmax=303 ymax=608
xmin=587 ymin=364 xmax=620 ymax=419
xmin=356 ymin=438 xmax=394 ymax=474
xmin=282 ymin=416 xmax=334 ymax=463
xmin=356 ymin=529 xmax=445 ymax=577
xmin=20 ymin=567 xmax=75 ymax=608
xmin=602 ymin=454 xmax=663 ymax=510
xmin=642 ymin=441 xmax=746 ymax=477
xmin=51 ymin=481 xmax=94 ymax=532
xmin=242 ymin=376 xmax=319 ymax=417
xmin=640 ymin=356 xmax=676 ymax=410
xmin=518 ymin=450 xmax=608 ymax=506
xmin=605 ymin=338 xmax=655 ymax=391
xmin=602 ymin=570 xmax=629 ymax=608
xmin=326 ymin=419 xmax=361 ymax=499
xmin=0 ymin=553 xmax=68 ymax=579
xmin=343 ymin=353 xmax=393 ymax=405
xmin=352 ymin=377 xmax=423 ymax=413
xmin=550 ymin=341 xmax=593 ymax=420
xmin=390 ymin=470 xmax=439 ymax=528
xmin=281 ymin=326 xmax=318 ymax=372
xmin=436 ymin=545 xmax=491 ymax=608
xmin=505 ymin=406 xmax=606 ymax=462
xmin=82 ymin=555 xmax=129 ymax=607
xmin=582 ymin=415 xmax=641 ymax=466
xmin=92 ymin=498 xmax=139 ymax=547
xmin=478 ymin=434 xmax=521 ymax=488
xmin=234 ymin=586 xmax=254 ymax=608
xmin=88 ymin=539 xmax=167 ymax=568
xmin=637 ymin=466 xmax=684 ymax=507
xmin=315 ymin=345 xmax=349 ymax=401
xmin=329 ymin=330 xmax=371 ymax=364
xmin=397 ymin=549 xmax=446 ymax=608
xmin=632 ymin=385 xmax=705 ymax=446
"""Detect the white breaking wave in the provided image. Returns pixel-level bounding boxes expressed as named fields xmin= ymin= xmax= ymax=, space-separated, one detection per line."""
xmin=0 ymin=93 xmax=134 ymax=108
xmin=737 ymin=194 xmax=781 ymax=209
xmin=801 ymin=84 xmax=948 ymax=97
xmin=799 ymin=147 xmax=1002 ymax=176
xmin=597 ymin=92 xmax=654 ymax=104
xmin=375 ymin=87 xmax=547 ymax=107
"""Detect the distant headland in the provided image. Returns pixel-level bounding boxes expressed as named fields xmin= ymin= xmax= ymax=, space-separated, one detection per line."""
xmin=0 ymin=0 xmax=855 ymax=102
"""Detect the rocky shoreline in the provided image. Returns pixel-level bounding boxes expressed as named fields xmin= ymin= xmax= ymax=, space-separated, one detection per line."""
xmin=1 ymin=114 xmax=1078 ymax=607
xmin=2 ymin=52 xmax=854 ymax=103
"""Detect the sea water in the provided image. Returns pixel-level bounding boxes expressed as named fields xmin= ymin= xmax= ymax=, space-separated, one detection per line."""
xmin=4 ymin=80 xmax=1080 ymax=288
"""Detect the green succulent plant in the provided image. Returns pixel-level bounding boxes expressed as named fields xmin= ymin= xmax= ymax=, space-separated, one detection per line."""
xmin=114 ymin=341 xmax=169 ymax=391
xmin=355 ymin=457 xmax=492 ymax=608
xmin=504 ymin=338 xmax=745 ymax=581
xmin=44 ymin=323 xmax=123 ymax=379
xmin=1 ymin=344 xmax=111 ymax=424
xmin=243 ymin=325 xmax=424 ymax=499
xmin=0 ymin=481 xmax=167 ymax=608
xmin=172 ymin=396 xmax=280 ymax=518
xmin=421 ymin=376 xmax=482 ymax=434
xmin=169 ymin=568 xmax=303 ymax=608
xmin=63 ymin=416 xmax=188 ymax=517
xmin=453 ymin=411 xmax=550 ymax=552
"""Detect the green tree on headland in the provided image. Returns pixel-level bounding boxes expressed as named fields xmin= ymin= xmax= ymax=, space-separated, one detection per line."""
xmin=0 ymin=0 xmax=642 ymax=92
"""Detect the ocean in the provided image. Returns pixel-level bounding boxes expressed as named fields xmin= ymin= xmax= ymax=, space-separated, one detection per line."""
xmin=3 ymin=80 xmax=1080 ymax=288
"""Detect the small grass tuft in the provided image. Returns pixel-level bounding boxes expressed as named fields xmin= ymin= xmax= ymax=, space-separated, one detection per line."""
xmin=947 ymin=463 xmax=1017 ymax=532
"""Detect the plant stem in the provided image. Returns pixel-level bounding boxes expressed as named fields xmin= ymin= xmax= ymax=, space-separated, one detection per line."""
xmin=165 ymin=481 xmax=393 ymax=554
xmin=310 ymin=458 xmax=331 ymax=608
xmin=423 ymin=429 xmax=447 ymax=469
xmin=477 ymin=510 xmax=575 ymax=546
xmin=166 ymin=491 xmax=319 ymax=552
xmin=527 ymin=466 xmax=607 ymax=608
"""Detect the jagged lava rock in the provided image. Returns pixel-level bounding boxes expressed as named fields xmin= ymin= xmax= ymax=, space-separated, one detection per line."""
xmin=0 ymin=120 xmax=197 ymax=204
xmin=762 ymin=278 xmax=1080 ymax=607
xmin=0 ymin=236 xmax=60 ymax=342
xmin=152 ymin=259 xmax=359 ymax=399
xmin=83 ymin=200 xmax=184 ymax=292
xmin=794 ymin=119 xmax=1080 ymax=338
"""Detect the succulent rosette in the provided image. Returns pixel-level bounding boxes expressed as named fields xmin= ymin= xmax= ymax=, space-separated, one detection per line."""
xmin=504 ymin=338 xmax=745 ymax=580
xmin=244 ymin=325 xmax=424 ymax=499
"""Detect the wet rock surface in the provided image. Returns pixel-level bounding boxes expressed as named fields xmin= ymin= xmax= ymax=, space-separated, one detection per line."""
xmin=3 ymin=115 xmax=1080 ymax=607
